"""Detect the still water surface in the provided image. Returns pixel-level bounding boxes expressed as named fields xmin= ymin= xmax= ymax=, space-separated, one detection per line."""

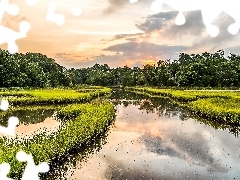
xmin=0 ymin=107 xmax=60 ymax=140
xmin=2 ymin=91 xmax=239 ymax=179
xmin=44 ymin=90 xmax=240 ymax=180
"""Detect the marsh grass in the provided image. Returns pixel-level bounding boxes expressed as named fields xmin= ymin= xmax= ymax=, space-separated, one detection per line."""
xmin=128 ymin=87 xmax=240 ymax=124
xmin=0 ymin=101 xmax=115 ymax=178
xmin=0 ymin=87 xmax=111 ymax=106
xmin=189 ymin=98 xmax=240 ymax=123
xmin=0 ymin=87 xmax=114 ymax=178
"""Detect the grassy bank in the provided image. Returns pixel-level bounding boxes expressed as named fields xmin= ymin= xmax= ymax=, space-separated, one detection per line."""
xmin=0 ymin=87 xmax=111 ymax=106
xmin=189 ymin=98 xmax=240 ymax=124
xmin=126 ymin=87 xmax=234 ymax=101
xmin=127 ymin=87 xmax=240 ymax=124
xmin=0 ymin=101 xmax=116 ymax=177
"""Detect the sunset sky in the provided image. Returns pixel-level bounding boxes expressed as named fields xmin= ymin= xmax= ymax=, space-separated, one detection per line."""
xmin=1 ymin=0 xmax=240 ymax=68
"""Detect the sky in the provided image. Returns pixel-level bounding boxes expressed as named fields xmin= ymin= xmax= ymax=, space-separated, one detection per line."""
xmin=1 ymin=0 xmax=240 ymax=68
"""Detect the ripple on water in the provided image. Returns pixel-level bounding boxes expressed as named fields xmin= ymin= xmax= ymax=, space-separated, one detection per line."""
xmin=0 ymin=108 xmax=61 ymax=143
xmin=48 ymin=91 xmax=240 ymax=180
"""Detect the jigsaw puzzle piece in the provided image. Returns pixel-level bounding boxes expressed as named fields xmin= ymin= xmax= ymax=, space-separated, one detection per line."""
xmin=0 ymin=99 xmax=9 ymax=111
xmin=201 ymin=7 xmax=220 ymax=37
xmin=46 ymin=1 xmax=65 ymax=26
xmin=129 ymin=0 xmax=138 ymax=3
xmin=71 ymin=6 xmax=82 ymax=16
xmin=0 ymin=0 xmax=19 ymax=22
xmin=150 ymin=0 xmax=222 ymax=37
xmin=0 ymin=163 xmax=14 ymax=180
xmin=0 ymin=0 xmax=30 ymax=53
xmin=224 ymin=3 xmax=240 ymax=35
xmin=228 ymin=22 xmax=239 ymax=35
xmin=150 ymin=0 xmax=163 ymax=14
xmin=16 ymin=151 xmax=49 ymax=180
xmin=175 ymin=11 xmax=185 ymax=25
xmin=0 ymin=100 xmax=18 ymax=136
xmin=25 ymin=0 xmax=36 ymax=6
xmin=0 ymin=116 xmax=19 ymax=136
xmin=150 ymin=0 xmax=186 ymax=25
xmin=0 ymin=21 xmax=30 ymax=54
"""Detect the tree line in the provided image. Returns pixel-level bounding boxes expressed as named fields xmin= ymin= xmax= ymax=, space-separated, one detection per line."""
xmin=1 ymin=49 xmax=240 ymax=88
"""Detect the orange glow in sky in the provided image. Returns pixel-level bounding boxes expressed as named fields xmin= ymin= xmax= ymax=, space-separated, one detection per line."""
xmin=0 ymin=0 xmax=238 ymax=68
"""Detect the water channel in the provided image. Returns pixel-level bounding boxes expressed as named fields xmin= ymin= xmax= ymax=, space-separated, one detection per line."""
xmin=2 ymin=89 xmax=240 ymax=179
xmin=45 ymin=89 xmax=240 ymax=179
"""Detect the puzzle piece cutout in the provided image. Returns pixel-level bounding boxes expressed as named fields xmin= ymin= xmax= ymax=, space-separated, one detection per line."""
xmin=0 ymin=151 xmax=49 ymax=180
xmin=0 ymin=100 xmax=19 ymax=136
xmin=25 ymin=0 xmax=36 ymax=6
xmin=0 ymin=99 xmax=48 ymax=179
xmin=0 ymin=116 xmax=19 ymax=136
xmin=0 ymin=21 xmax=30 ymax=54
xmin=150 ymin=0 xmax=240 ymax=37
xmin=0 ymin=0 xmax=31 ymax=54
xmin=46 ymin=0 xmax=82 ymax=26
xmin=71 ymin=6 xmax=82 ymax=16
xmin=0 ymin=0 xmax=19 ymax=21
xmin=46 ymin=1 xmax=65 ymax=26
xmin=0 ymin=163 xmax=14 ymax=180
xmin=16 ymin=151 xmax=49 ymax=180
xmin=0 ymin=99 xmax=9 ymax=111
xmin=129 ymin=0 xmax=138 ymax=3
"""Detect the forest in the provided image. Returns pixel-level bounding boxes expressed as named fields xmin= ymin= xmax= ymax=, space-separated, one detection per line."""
xmin=1 ymin=48 xmax=240 ymax=179
xmin=1 ymin=49 xmax=240 ymax=88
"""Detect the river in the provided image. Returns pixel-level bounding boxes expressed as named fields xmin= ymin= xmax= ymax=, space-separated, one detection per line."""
xmin=40 ymin=89 xmax=240 ymax=179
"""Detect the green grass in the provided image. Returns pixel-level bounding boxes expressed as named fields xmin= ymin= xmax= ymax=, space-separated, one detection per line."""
xmin=189 ymin=98 xmax=240 ymax=123
xmin=0 ymin=87 xmax=111 ymax=105
xmin=0 ymin=86 xmax=114 ymax=177
xmin=0 ymin=101 xmax=116 ymax=177
xmin=126 ymin=87 xmax=235 ymax=101
xmin=127 ymin=87 xmax=240 ymax=124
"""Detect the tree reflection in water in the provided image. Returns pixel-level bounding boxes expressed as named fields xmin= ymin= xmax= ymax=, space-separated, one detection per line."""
xmin=110 ymin=88 xmax=240 ymax=137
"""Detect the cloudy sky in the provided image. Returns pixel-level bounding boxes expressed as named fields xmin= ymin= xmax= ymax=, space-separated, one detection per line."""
xmin=1 ymin=0 xmax=240 ymax=68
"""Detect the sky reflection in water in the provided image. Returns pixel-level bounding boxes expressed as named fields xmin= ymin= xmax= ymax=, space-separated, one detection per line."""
xmin=0 ymin=108 xmax=60 ymax=140
xmin=64 ymin=97 xmax=240 ymax=180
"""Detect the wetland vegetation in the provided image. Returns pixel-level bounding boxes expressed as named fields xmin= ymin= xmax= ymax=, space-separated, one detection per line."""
xmin=41 ymin=89 xmax=240 ymax=179
xmin=127 ymin=87 xmax=240 ymax=126
xmin=2 ymin=49 xmax=240 ymax=88
xmin=0 ymin=87 xmax=115 ymax=178
xmin=1 ymin=49 xmax=240 ymax=179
